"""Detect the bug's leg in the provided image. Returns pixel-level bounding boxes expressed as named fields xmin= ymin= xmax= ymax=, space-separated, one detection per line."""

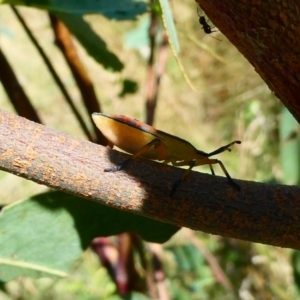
xmin=170 ymin=160 xmax=196 ymax=196
xmin=104 ymin=138 xmax=163 ymax=172
xmin=195 ymin=158 xmax=240 ymax=190
xmin=106 ymin=141 xmax=114 ymax=148
xmin=104 ymin=158 xmax=131 ymax=172
xmin=215 ymin=159 xmax=240 ymax=190
xmin=207 ymin=140 xmax=241 ymax=157
xmin=209 ymin=164 xmax=215 ymax=175
xmin=170 ymin=158 xmax=240 ymax=195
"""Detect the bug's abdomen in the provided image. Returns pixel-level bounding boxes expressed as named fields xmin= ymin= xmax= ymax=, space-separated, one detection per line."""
xmin=92 ymin=113 xmax=164 ymax=160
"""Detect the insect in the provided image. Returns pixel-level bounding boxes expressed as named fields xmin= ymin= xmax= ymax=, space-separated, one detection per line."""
xmin=197 ymin=8 xmax=221 ymax=41
xmin=92 ymin=113 xmax=241 ymax=196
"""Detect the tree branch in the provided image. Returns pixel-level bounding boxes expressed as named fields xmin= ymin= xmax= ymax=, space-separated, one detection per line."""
xmin=49 ymin=14 xmax=107 ymax=145
xmin=1 ymin=109 xmax=300 ymax=249
xmin=197 ymin=0 xmax=300 ymax=123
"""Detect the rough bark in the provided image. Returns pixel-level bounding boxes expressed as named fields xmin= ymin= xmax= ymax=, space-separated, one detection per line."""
xmin=1 ymin=109 xmax=300 ymax=249
xmin=197 ymin=0 xmax=300 ymax=122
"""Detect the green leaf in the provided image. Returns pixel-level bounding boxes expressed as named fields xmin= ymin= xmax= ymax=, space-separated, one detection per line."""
xmin=292 ymin=251 xmax=300 ymax=292
xmin=118 ymin=292 xmax=151 ymax=300
xmin=118 ymin=79 xmax=138 ymax=97
xmin=56 ymin=13 xmax=123 ymax=72
xmin=0 ymin=191 xmax=179 ymax=282
xmin=159 ymin=0 xmax=179 ymax=54
xmin=2 ymin=0 xmax=148 ymax=20
xmin=124 ymin=17 xmax=152 ymax=51
xmin=158 ymin=0 xmax=196 ymax=90
xmin=279 ymin=106 xmax=300 ymax=185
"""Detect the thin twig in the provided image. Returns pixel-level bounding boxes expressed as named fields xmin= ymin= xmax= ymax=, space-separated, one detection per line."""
xmin=11 ymin=6 xmax=93 ymax=141
xmin=148 ymin=243 xmax=170 ymax=300
xmin=49 ymin=14 xmax=107 ymax=145
xmin=145 ymin=17 xmax=168 ymax=126
xmin=145 ymin=4 xmax=159 ymax=125
xmin=0 ymin=48 xmax=41 ymax=123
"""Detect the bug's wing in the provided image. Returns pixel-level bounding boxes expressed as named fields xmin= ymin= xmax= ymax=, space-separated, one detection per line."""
xmin=92 ymin=113 xmax=165 ymax=160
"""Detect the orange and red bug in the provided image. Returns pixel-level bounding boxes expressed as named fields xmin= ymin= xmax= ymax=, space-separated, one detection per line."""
xmin=92 ymin=113 xmax=241 ymax=195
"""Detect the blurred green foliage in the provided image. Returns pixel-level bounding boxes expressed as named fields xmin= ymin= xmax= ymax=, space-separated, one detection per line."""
xmin=0 ymin=191 xmax=179 ymax=282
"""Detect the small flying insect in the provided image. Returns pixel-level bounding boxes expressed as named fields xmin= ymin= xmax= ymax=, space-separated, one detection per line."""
xmin=197 ymin=7 xmax=221 ymax=41
xmin=92 ymin=113 xmax=240 ymax=196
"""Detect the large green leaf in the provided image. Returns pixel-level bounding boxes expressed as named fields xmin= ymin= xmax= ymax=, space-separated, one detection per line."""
xmin=2 ymin=0 xmax=148 ymax=20
xmin=292 ymin=251 xmax=300 ymax=293
xmin=158 ymin=0 xmax=196 ymax=90
xmin=159 ymin=0 xmax=179 ymax=54
xmin=0 ymin=191 xmax=179 ymax=282
xmin=56 ymin=13 xmax=123 ymax=71
xmin=279 ymin=106 xmax=300 ymax=185
xmin=124 ymin=17 xmax=152 ymax=51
